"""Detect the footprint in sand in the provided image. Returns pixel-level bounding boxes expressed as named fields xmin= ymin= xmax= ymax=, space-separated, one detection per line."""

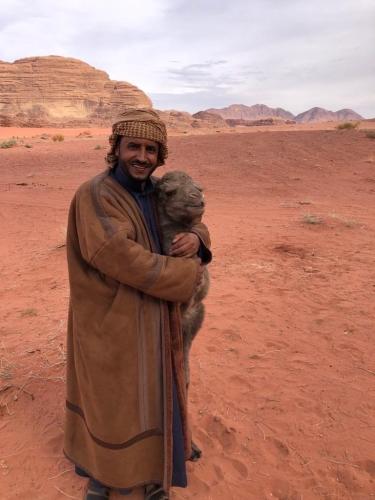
xmin=361 ymin=459 xmax=375 ymax=477
xmin=212 ymin=463 xmax=225 ymax=481
xmin=265 ymin=340 xmax=289 ymax=349
xmin=204 ymin=415 xmax=238 ymax=452
xmin=336 ymin=342 xmax=363 ymax=359
xmin=222 ymin=329 xmax=242 ymax=342
xmin=225 ymin=457 xmax=249 ymax=479
xmin=218 ymin=293 xmax=236 ymax=300
xmin=270 ymin=478 xmax=299 ymax=500
xmin=43 ymin=419 xmax=64 ymax=454
xmin=193 ymin=426 xmax=214 ymax=451
xmin=46 ymin=430 xmax=64 ymax=455
xmin=268 ymin=436 xmax=290 ymax=457
xmin=336 ymin=467 xmax=362 ymax=492
xmin=228 ymin=374 xmax=254 ymax=393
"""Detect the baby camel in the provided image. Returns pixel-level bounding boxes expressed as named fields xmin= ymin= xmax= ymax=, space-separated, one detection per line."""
xmin=155 ymin=171 xmax=210 ymax=386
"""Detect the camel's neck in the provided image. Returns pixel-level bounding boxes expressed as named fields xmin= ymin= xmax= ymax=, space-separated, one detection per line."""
xmin=158 ymin=208 xmax=194 ymax=253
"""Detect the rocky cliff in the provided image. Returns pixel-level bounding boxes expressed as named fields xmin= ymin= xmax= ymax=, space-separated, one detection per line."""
xmin=206 ymin=104 xmax=295 ymax=121
xmin=0 ymin=56 xmax=152 ymax=126
xmin=191 ymin=111 xmax=228 ymax=128
xmin=157 ymin=109 xmax=229 ymax=131
xmin=203 ymin=104 xmax=363 ymax=123
xmin=294 ymin=107 xmax=363 ymax=123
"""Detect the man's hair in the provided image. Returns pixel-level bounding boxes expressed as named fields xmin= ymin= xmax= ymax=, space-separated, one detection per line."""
xmin=106 ymin=108 xmax=168 ymax=167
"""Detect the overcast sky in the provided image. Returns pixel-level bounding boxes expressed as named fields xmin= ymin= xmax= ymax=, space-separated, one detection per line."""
xmin=0 ymin=0 xmax=374 ymax=117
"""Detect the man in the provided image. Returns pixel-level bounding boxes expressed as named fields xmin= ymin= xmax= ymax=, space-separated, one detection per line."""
xmin=64 ymin=108 xmax=212 ymax=500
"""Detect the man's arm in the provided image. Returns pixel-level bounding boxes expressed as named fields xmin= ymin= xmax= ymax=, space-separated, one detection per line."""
xmin=70 ymin=183 xmax=200 ymax=303
xmin=169 ymin=222 xmax=212 ymax=264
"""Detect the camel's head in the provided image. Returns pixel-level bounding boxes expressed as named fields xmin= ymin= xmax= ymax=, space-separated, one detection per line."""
xmin=155 ymin=171 xmax=205 ymax=224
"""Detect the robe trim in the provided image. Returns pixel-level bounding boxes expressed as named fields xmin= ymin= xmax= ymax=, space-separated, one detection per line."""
xmin=63 ymin=450 xmax=162 ymax=491
xmin=138 ymin=296 xmax=149 ymax=431
xmin=90 ymin=173 xmax=116 ymax=238
xmin=66 ymin=400 xmax=163 ymax=449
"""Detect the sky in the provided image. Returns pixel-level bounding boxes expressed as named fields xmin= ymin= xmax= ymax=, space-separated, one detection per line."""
xmin=0 ymin=0 xmax=374 ymax=117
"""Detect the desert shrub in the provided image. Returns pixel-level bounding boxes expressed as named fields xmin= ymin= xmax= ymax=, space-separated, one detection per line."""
xmin=77 ymin=131 xmax=93 ymax=138
xmin=0 ymin=363 xmax=13 ymax=381
xmin=20 ymin=308 xmax=38 ymax=317
xmin=336 ymin=121 xmax=359 ymax=130
xmin=365 ymin=130 xmax=375 ymax=139
xmin=0 ymin=139 xmax=17 ymax=149
xmin=329 ymin=213 xmax=358 ymax=228
xmin=52 ymin=134 xmax=64 ymax=142
xmin=303 ymin=214 xmax=324 ymax=225
xmin=94 ymin=144 xmax=102 ymax=150
xmin=24 ymin=144 xmax=33 ymax=148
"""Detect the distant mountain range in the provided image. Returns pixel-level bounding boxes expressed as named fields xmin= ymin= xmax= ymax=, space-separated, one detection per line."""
xmin=203 ymin=104 xmax=363 ymax=123
xmin=0 ymin=56 xmax=365 ymax=127
xmin=294 ymin=107 xmax=363 ymax=123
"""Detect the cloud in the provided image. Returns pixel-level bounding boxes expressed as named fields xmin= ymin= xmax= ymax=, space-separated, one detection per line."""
xmin=0 ymin=0 xmax=374 ymax=116
xmin=165 ymin=60 xmax=243 ymax=92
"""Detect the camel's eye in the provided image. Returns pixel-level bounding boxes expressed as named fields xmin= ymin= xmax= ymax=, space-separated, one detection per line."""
xmin=165 ymin=188 xmax=177 ymax=196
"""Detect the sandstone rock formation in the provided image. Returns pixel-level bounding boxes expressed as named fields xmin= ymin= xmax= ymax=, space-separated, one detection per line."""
xmin=0 ymin=56 xmax=152 ymax=126
xmin=156 ymin=110 xmax=196 ymax=132
xmin=191 ymin=111 xmax=228 ymax=128
xmin=157 ymin=109 xmax=228 ymax=132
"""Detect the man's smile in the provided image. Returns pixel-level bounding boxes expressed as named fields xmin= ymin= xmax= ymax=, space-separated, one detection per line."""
xmin=132 ymin=163 xmax=151 ymax=169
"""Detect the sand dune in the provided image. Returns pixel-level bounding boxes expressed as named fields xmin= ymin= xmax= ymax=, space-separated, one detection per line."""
xmin=1 ymin=126 xmax=375 ymax=499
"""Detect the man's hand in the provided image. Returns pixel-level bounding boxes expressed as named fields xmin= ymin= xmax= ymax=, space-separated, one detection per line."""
xmin=169 ymin=232 xmax=200 ymax=257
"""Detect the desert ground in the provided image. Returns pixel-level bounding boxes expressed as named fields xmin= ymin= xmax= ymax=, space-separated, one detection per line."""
xmin=1 ymin=124 xmax=375 ymax=499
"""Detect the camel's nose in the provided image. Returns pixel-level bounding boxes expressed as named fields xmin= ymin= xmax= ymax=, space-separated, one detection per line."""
xmin=189 ymin=192 xmax=201 ymax=200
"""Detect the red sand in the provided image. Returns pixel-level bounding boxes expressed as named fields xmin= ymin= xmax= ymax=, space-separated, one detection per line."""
xmin=1 ymin=128 xmax=375 ymax=499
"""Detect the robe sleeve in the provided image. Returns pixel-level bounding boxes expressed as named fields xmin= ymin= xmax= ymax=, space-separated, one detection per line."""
xmin=190 ymin=222 xmax=212 ymax=264
xmin=71 ymin=181 xmax=199 ymax=303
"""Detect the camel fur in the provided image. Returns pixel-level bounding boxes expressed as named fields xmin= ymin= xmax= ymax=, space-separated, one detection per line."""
xmin=155 ymin=171 xmax=210 ymax=386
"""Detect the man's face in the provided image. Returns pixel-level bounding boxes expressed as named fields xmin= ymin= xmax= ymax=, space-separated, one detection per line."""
xmin=117 ymin=137 xmax=160 ymax=182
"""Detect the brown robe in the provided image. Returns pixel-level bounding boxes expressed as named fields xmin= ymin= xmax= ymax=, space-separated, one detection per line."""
xmin=64 ymin=170 xmax=211 ymax=491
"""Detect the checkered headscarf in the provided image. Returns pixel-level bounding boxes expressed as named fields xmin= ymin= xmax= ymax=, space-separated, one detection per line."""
xmin=106 ymin=108 xmax=168 ymax=167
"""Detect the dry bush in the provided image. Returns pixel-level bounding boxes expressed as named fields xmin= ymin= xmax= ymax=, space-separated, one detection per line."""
xmin=20 ymin=308 xmax=38 ymax=317
xmin=336 ymin=122 xmax=359 ymax=130
xmin=94 ymin=144 xmax=102 ymax=150
xmin=52 ymin=134 xmax=64 ymax=142
xmin=0 ymin=139 xmax=17 ymax=149
xmin=302 ymin=214 xmax=324 ymax=225
xmin=0 ymin=361 xmax=13 ymax=381
xmin=365 ymin=130 xmax=375 ymax=139
xmin=329 ymin=213 xmax=359 ymax=228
